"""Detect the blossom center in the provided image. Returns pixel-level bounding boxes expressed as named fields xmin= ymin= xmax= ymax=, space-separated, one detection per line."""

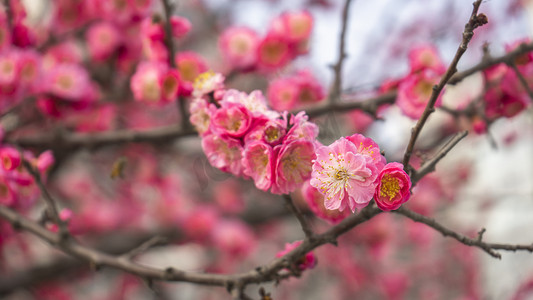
xmin=380 ymin=174 xmax=400 ymax=200
xmin=334 ymin=169 xmax=349 ymax=181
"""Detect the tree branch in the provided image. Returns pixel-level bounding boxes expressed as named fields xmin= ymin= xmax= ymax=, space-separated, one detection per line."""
xmin=448 ymin=41 xmax=533 ymax=85
xmin=402 ymin=0 xmax=487 ymax=171
xmin=411 ymin=130 xmax=468 ymax=185
xmin=394 ymin=207 xmax=533 ymax=259
xmin=21 ymin=158 xmax=70 ymax=240
xmin=282 ymin=194 xmax=314 ymax=240
xmin=6 ymin=126 xmax=196 ymax=151
xmin=328 ymin=0 xmax=354 ymax=104
xmin=0 ymin=203 xmax=382 ymax=293
xmin=509 ymin=62 xmax=533 ymax=101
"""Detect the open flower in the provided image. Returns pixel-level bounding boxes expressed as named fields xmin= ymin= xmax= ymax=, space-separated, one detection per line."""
xmin=310 ymin=136 xmax=381 ymax=212
xmin=374 ymin=162 xmax=411 ymax=211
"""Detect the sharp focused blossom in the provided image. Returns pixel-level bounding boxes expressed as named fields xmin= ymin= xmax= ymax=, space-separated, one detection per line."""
xmin=302 ymin=181 xmax=349 ymax=224
xmin=374 ymin=162 xmax=411 ymax=211
xmin=310 ymin=136 xmax=383 ymax=212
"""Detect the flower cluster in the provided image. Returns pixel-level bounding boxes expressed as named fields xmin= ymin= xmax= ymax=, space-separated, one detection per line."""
xmin=219 ymin=10 xmax=313 ymax=72
xmin=310 ymin=134 xmax=411 ymax=213
xmin=267 ymin=69 xmax=325 ymax=111
xmin=477 ymin=39 xmax=532 ymax=132
xmin=0 ymin=146 xmax=54 ymax=209
xmin=190 ymin=72 xmax=318 ymax=195
xmin=130 ymin=61 xmax=181 ymax=105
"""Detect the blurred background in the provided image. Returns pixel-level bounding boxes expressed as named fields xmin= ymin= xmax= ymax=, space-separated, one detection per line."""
xmin=1 ymin=0 xmax=532 ymax=299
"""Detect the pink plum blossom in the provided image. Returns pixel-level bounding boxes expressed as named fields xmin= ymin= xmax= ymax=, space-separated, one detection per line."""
xmin=130 ymin=61 xmax=179 ymax=104
xmin=244 ymin=118 xmax=286 ymax=146
xmin=302 ymin=181 xmax=349 ymax=224
xmin=202 ymin=133 xmax=244 ymax=177
xmin=213 ymin=179 xmax=245 ymax=213
xmin=268 ymin=70 xmax=325 ymax=111
xmin=408 ymin=44 xmax=446 ymax=74
xmin=310 ymin=136 xmax=382 ymax=212
xmin=170 ymin=16 xmax=192 ymax=39
xmin=218 ymin=27 xmax=259 ymax=70
xmin=192 ymin=71 xmax=225 ymax=98
xmin=0 ymin=146 xmax=21 ymax=171
xmin=0 ymin=51 xmax=19 ymax=87
xmin=176 ymin=51 xmax=208 ymax=96
xmin=397 ymin=69 xmax=442 ymax=119
xmin=189 ymin=98 xmax=215 ymax=136
xmin=269 ymin=10 xmax=313 ymax=55
xmin=242 ymin=141 xmax=274 ymax=191
xmin=159 ymin=69 xmax=181 ymax=102
xmin=256 ymin=34 xmax=292 ymax=71
xmin=212 ymin=220 xmax=256 ymax=258
xmin=346 ymin=133 xmax=386 ymax=171
xmin=46 ymin=63 xmax=91 ymax=101
xmin=275 ymin=240 xmax=316 ymax=271
xmin=267 ymin=77 xmax=299 ymax=111
xmin=271 ymin=140 xmax=315 ymax=195
xmin=86 ymin=21 xmax=121 ymax=61
xmin=17 ymin=50 xmax=41 ymax=91
xmin=270 ymin=11 xmax=313 ymax=43
xmin=211 ymin=101 xmax=252 ymax=138
xmin=374 ymin=162 xmax=411 ymax=211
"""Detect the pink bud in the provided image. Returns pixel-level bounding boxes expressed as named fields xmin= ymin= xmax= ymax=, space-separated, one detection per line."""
xmin=0 ymin=146 xmax=21 ymax=171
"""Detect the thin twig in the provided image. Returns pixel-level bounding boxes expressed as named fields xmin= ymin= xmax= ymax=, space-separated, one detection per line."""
xmin=305 ymin=91 xmax=396 ymax=118
xmin=411 ymin=130 xmax=469 ymax=185
xmin=120 ymin=236 xmax=168 ymax=261
xmin=160 ymin=0 xmax=190 ymax=130
xmin=7 ymin=126 xmax=196 ymax=151
xmin=282 ymin=194 xmax=314 ymax=240
xmin=20 ymin=159 xmax=69 ymax=240
xmin=448 ymin=41 xmax=533 ymax=85
xmin=394 ymin=207 xmax=533 ymax=259
xmin=509 ymin=62 xmax=533 ymax=101
xmin=161 ymin=0 xmax=176 ymax=68
xmin=402 ymin=0 xmax=487 ymax=172
xmin=2 ymin=0 xmax=12 ymax=32
xmin=328 ymin=0 xmax=354 ymax=104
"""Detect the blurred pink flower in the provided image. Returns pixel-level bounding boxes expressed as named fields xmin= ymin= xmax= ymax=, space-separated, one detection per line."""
xmin=276 ymin=240 xmax=316 ymax=271
xmin=219 ymin=26 xmax=259 ymax=70
xmin=397 ymin=69 xmax=442 ymax=119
